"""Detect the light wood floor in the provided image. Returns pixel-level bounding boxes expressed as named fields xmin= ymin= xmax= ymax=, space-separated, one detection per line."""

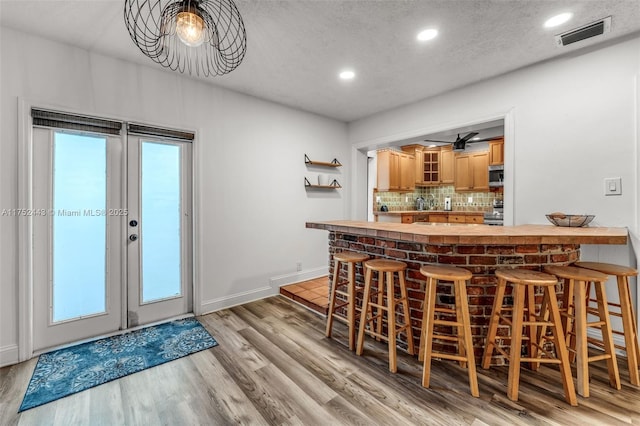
xmin=1 ymin=295 xmax=639 ymax=425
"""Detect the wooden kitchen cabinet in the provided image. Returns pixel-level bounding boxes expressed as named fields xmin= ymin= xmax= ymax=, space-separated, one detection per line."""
xmin=454 ymin=152 xmax=489 ymax=192
xmin=440 ymin=146 xmax=454 ymax=184
xmin=428 ymin=213 xmax=448 ymax=223
xmin=448 ymin=214 xmax=466 ymax=223
xmin=377 ymin=149 xmax=414 ymax=192
xmin=489 ymin=138 xmax=504 ymax=165
xmin=466 ymin=213 xmax=484 ymax=224
xmin=471 ymin=152 xmax=489 ymax=191
xmin=399 ymin=152 xmax=415 ymax=190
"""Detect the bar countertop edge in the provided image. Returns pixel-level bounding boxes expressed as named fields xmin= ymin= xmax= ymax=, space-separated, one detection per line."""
xmin=305 ymin=221 xmax=628 ymax=245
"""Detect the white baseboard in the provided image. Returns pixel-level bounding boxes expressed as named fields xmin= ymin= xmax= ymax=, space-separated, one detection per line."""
xmin=198 ymin=267 xmax=328 ymax=315
xmin=0 ymin=344 xmax=19 ymax=368
xmin=199 ymin=285 xmax=277 ymax=315
xmin=268 ymin=266 xmax=328 ymax=288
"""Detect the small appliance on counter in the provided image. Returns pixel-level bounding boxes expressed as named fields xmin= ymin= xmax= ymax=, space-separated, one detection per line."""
xmin=415 ymin=197 xmax=425 ymax=211
xmin=444 ymin=197 xmax=452 ymax=211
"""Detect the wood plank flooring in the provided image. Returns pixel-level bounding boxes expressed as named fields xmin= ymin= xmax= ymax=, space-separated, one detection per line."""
xmin=1 ymin=295 xmax=640 ymax=425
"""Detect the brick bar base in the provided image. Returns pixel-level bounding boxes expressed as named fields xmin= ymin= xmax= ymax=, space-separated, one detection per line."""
xmin=328 ymin=231 xmax=580 ymax=366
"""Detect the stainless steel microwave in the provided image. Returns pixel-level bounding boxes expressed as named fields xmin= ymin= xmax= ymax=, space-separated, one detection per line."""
xmin=489 ymin=165 xmax=504 ymax=187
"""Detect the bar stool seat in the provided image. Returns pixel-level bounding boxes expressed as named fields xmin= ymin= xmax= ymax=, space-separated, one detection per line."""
xmin=574 ymin=261 xmax=639 ymax=386
xmin=482 ymin=268 xmax=577 ymax=406
xmin=356 ymin=259 xmax=416 ymax=373
xmin=326 ymin=252 xmax=369 ymax=350
xmin=544 ymin=265 xmax=621 ymax=398
xmin=419 ymin=265 xmax=479 ymax=397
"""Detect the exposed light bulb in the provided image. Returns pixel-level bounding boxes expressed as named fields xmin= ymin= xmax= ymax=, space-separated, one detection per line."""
xmin=544 ymin=12 xmax=573 ymax=28
xmin=339 ymin=70 xmax=355 ymax=80
xmin=176 ymin=11 xmax=205 ymax=47
xmin=417 ymin=29 xmax=438 ymax=41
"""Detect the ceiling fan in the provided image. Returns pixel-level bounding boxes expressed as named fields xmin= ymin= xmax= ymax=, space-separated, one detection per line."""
xmin=423 ymin=132 xmax=499 ymax=151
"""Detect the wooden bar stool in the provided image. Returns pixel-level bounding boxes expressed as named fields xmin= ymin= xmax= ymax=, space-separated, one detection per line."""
xmin=326 ymin=252 xmax=370 ymax=350
xmin=356 ymin=259 xmax=416 ymax=373
xmin=482 ymin=268 xmax=577 ymax=406
xmin=544 ymin=265 xmax=620 ymax=398
xmin=573 ymin=261 xmax=639 ymax=386
xmin=419 ymin=265 xmax=479 ymax=397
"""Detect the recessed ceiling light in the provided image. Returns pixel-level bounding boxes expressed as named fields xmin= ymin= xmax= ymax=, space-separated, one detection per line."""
xmin=471 ymin=137 xmax=481 ymax=141
xmin=544 ymin=12 xmax=573 ymax=28
xmin=339 ymin=70 xmax=355 ymax=80
xmin=417 ymin=29 xmax=438 ymax=42
xmin=428 ymin=144 xmax=437 ymax=148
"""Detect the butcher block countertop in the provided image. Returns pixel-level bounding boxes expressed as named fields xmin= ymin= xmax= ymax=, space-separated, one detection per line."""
xmin=306 ymin=221 xmax=628 ymax=245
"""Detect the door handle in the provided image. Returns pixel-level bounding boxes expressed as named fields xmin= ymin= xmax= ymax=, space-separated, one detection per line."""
xmin=129 ymin=234 xmax=138 ymax=241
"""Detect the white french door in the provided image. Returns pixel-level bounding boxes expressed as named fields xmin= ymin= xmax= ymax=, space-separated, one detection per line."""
xmin=126 ymin=135 xmax=192 ymax=327
xmin=31 ymin=120 xmax=193 ymax=352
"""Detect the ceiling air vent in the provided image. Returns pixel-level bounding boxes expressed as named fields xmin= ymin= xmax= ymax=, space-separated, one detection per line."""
xmin=555 ymin=16 xmax=611 ymax=47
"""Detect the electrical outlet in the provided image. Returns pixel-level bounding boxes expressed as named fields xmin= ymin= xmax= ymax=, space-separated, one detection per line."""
xmin=376 ymin=196 xmax=381 ymax=203
xmin=296 ymin=262 xmax=302 ymax=272
xmin=467 ymin=196 xmax=473 ymax=203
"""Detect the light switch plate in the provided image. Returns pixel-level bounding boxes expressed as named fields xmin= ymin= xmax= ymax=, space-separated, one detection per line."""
xmin=604 ymin=177 xmax=622 ymax=196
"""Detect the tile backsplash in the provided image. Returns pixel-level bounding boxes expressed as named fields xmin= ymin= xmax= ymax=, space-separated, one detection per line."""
xmin=375 ymin=186 xmax=501 ymax=212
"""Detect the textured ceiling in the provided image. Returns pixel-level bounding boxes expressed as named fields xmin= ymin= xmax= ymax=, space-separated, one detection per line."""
xmin=1 ymin=0 xmax=639 ymax=123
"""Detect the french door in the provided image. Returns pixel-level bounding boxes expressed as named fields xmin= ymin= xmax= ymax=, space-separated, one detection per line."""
xmin=32 ymin=122 xmax=192 ymax=352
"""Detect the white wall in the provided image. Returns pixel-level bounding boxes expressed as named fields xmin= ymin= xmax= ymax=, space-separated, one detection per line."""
xmin=0 ymin=27 xmax=349 ymax=365
xmin=349 ymin=36 xmax=640 ymax=335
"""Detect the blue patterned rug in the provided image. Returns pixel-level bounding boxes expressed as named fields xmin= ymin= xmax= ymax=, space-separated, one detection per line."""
xmin=19 ymin=317 xmax=217 ymax=412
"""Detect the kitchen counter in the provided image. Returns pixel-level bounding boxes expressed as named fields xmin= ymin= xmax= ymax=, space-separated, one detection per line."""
xmin=307 ymin=220 xmax=628 ymax=364
xmin=307 ymin=220 xmax=627 ymax=245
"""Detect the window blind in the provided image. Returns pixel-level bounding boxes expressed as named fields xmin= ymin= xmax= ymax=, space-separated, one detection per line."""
xmin=127 ymin=123 xmax=194 ymax=142
xmin=31 ymin=108 xmax=123 ymax=136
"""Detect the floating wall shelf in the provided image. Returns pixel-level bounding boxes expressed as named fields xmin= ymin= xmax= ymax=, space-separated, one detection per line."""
xmin=304 ymin=177 xmax=342 ymax=189
xmin=304 ymin=154 xmax=342 ymax=167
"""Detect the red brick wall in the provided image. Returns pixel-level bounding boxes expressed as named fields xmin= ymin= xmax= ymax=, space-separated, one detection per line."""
xmin=328 ymin=231 xmax=580 ymax=365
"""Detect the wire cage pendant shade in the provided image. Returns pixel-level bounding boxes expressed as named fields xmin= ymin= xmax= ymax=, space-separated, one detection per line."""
xmin=124 ymin=0 xmax=247 ymax=77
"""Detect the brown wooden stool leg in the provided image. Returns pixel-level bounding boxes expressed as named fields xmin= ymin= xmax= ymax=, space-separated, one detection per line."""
xmin=618 ymin=275 xmax=640 ymax=385
xmin=386 ymin=270 xmax=397 ymax=373
xmin=544 ymin=286 xmax=578 ymax=407
xmin=482 ymin=277 xmax=507 ymax=369
xmin=456 ymin=279 xmax=479 ymax=397
xmin=525 ymin=283 xmax=537 ymax=371
xmin=376 ymin=271 xmax=384 ymax=342
xmin=325 ymin=259 xmax=341 ymax=338
xmin=421 ymin=276 xmax=438 ymax=388
xmin=574 ymin=278 xmax=589 ymax=397
xmin=356 ymin=268 xmax=372 ymax=356
xmin=507 ymin=284 xmax=525 ymax=402
xmin=398 ymin=271 xmax=415 ymax=356
xmin=347 ymin=261 xmax=356 ymax=351
xmin=594 ymin=280 xmax=621 ymax=390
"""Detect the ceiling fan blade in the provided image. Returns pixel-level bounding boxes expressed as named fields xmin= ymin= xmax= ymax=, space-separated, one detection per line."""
xmin=422 ymin=139 xmax=453 ymax=143
xmin=467 ymin=136 xmax=503 ymax=143
xmin=458 ymin=132 xmax=479 ymax=143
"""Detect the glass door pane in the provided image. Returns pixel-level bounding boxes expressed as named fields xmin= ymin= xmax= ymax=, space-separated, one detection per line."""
xmin=52 ymin=132 xmax=107 ymax=322
xmin=140 ymin=141 xmax=182 ymax=303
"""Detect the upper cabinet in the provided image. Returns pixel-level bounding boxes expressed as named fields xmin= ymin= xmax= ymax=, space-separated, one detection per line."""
xmin=489 ymin=138 xmax=504 ymax=165
xmin=377 ymin=149 xmax=415 ymax=192
xmin=402 ymin=145 xmax=442 ymax=186
xmin=454 ymin=152 xmax=489 ymax=192
xmin=440 ymin=146 xmax=454 ymax=184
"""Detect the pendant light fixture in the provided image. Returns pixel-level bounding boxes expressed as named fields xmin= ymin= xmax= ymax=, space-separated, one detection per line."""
xmin=124 ymin=0 xmax=247 ymax=77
